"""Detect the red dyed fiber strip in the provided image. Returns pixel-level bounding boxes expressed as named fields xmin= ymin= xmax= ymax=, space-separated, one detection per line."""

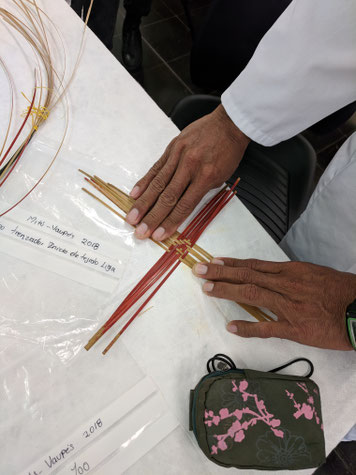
xmin=0 ymin=86 xmax=36 ymax=167
xmin=100 ymin=180 xmax=240 ymax=342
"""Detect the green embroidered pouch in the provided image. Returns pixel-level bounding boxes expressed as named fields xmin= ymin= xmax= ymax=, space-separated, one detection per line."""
xmin=189 ymin=355 xmax=326 ymax=471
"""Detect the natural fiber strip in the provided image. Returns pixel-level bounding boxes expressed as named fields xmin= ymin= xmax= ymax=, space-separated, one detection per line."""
xmin=80 ymin=173 xmax=274 ymax=354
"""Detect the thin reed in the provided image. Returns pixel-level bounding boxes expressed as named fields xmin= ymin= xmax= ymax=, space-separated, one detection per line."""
xmin=80 ymin=171 xmax=274 ymax=354
xmin=0 ymin=0 xmax=94 ymax=216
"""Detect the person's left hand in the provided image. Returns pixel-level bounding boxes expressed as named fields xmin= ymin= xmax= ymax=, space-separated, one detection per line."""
xmin=126 ymin=105 xmax=249 ymax=241
xmin=192 ymin=258 xmax=356 ymax=350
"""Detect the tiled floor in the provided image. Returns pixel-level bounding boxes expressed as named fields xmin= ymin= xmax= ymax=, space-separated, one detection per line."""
xmin=110 ymin=2 xmax=356 ymax=473
xmin=112 ymin=0 xmax=211 ymax=116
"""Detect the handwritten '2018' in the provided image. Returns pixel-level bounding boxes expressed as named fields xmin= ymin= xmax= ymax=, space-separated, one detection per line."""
xmin=81 ymin=238 xmax=100 ymax=250
xmin=83 ymin=418 xmax=102 ymax=439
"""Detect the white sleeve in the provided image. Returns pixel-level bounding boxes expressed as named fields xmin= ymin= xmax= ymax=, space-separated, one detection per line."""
xmin=221 ymin=0 xmax=356 ymax=146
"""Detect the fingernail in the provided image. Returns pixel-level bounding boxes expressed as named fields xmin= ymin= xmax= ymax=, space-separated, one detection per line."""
xmin=212 ymin=258 xmax=224 ymax=265
xmin=227 ymin=323 xmax=237 ymax=333
xmin=152 ymin=226 xmax=165 ymax=241
xmin=135 ymin=222 xmax=148 ymax=238
xmin=194 ymin=263 xmax=208 ymax=275
xmin=127 ymin=208 xmax=139 ymax=225
xmin=130 ymin=186 xmax=140 ymax=199
xmin=203 ymin=282 xmax=214 ymax=292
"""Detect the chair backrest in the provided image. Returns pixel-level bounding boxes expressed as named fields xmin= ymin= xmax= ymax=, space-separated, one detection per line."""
xmin=170 ymin=94 xmax=221 ymax=130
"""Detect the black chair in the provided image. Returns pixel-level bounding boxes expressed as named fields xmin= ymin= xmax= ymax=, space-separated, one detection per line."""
xmin=170 ymin=95 xmax=317 ymax=243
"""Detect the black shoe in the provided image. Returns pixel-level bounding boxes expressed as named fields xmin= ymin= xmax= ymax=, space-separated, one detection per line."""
xmin=122 ymin=18 xmax=143 ymax=71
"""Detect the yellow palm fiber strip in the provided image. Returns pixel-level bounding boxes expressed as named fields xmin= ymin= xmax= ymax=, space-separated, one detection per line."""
xmin=80 ymin=172 xmax=273 ymax=323
xmin=240 ymin=304 xmax=273 ymax=323
xmin=90 ymin=177 xmax=202 ymax=268
xmin=84 ymin=173 xmax=212 ymax=264
xmin=82 ymin=187 xmax=197 ymax=269
xmin=21 ymin=91 xmax=50 ymax=130
xmin=84 ymin=174 xmax=274 ymax=322
xmin=94 ymin=177 xmax=209 ymax=264
xmin=107 ymin=181 xmax=214 ymax=262
xmin=1 ymin=7 xmax=53 ymax=129
xmin=0 ymin=0 xmax=94 ymax=214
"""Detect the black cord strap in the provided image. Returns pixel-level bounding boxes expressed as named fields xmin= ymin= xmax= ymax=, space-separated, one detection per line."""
xmin=207 ymin=354 xmax=237 ymax=373
xmin=206 ymin=354 xmax=314 ymax=378
xmin=269 ymin=357 xmax=314 ymax=378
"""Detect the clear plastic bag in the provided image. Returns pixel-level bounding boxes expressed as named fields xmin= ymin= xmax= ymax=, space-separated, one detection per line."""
xmin=0 ymin=139 xmax=185 ymax=474
xmin=3 ymin=139 xmax=332 ymax=475
xmin=0 ymin=138 xmax=260 ymax=364
xmin=0 ymin=138 xmax=260 ymax=474
xmin=0 ymin=139 xmax=149 ymax=363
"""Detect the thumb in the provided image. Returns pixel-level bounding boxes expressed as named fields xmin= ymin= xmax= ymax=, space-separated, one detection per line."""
xmin=227 ymin=320 xmax=288 ymax=339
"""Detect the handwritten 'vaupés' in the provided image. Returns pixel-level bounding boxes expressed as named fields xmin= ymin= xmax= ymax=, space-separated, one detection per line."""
xmin=43 ymin=443 xmax=75 ymax=469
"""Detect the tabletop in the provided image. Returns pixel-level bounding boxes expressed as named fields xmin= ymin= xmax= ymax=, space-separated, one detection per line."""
xmin=0 ymin=1 xmax=355 ymax=474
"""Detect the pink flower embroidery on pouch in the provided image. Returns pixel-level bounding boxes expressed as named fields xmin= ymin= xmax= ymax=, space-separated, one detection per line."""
xmin=234 ymin=430 xmax=245 ymax=442
xmin=205 ymin=380 xmax=284 ymax=455
xmin=286 ymin=384 xmax=321 ymax=427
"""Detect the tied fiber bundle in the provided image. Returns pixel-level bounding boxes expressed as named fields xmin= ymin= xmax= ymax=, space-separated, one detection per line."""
xmin=80 ymin=171 xmax=274 ymax=355
xmin=0 ymin=0 xmax=93 ymax=216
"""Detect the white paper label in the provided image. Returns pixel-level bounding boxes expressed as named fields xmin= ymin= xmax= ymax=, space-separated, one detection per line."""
xmin=0 ymin=208 xmax=128 ymax=293
xmin=24 ymin=377 xmax=178 ymax=475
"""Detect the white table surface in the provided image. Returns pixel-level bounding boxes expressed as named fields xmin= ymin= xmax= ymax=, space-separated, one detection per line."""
xmin=0 ymin=1 xmax=355 ymax=474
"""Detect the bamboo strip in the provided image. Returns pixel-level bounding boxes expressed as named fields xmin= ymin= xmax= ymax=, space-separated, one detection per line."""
xmin=79 ymin=170 xmax=213 ymax=263
xmin=101 ymin=182 xmax=241 ymax=353
xmin=82 ymin=187 xmax=198 ymax=269
xmin=80 ymin=172 xmax=272 ymax=332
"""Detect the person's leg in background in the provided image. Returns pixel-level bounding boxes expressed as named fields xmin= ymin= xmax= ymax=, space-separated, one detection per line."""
xmin=71 ymin=0 xmax=151 ymax=71
xmin=122 ymin=0 xmax=152 ymax=71
xmin=71 ymin=0 xmax=120 ymax=50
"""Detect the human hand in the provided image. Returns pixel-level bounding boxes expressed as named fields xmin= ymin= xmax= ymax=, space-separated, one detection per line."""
xmin=193 ymin=258 xmax=356 ymax=350
xmin=126 ymin=105 xmax=250 ymax=241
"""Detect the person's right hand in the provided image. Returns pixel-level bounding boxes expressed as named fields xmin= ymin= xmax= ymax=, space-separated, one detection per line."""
xmin=193 ymin=258 xmax=356 ymax=351
xmin=126 ymin=104 xmax=250 ymax=241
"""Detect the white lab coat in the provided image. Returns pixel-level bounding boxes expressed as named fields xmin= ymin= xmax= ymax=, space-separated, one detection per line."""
xmin=221 ymin=0 xmax=356 ymax=440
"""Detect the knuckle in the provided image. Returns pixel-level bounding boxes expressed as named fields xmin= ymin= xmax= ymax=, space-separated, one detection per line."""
xmin=237 ymin=268 xmax=251 ymax=283
xmin=173 ymin=139 xmax=186 ymax=155
xmin=201 ymin=164 xmax=218 ymax=182
xmin=261 ymin=324 xmax=274 ymax=339
xmin=174 ymin=199 xmax=192 ymax=217
xmin=184 ymin=150 xmax=199 ymax=164
xmin=246 ymin=259 xmax=259 ymax=271
xmin=150 ymin=175 xmax=166 ymax=194
xmin=212 ymin=264 xmax=225 ymax=280
xmin=243 ymin=284 xmax=259 ymax=301
xmin=150 ymin=161 xmax=162 ymax=175
xmin=159 ymin=191 xmax=178 ymax=208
